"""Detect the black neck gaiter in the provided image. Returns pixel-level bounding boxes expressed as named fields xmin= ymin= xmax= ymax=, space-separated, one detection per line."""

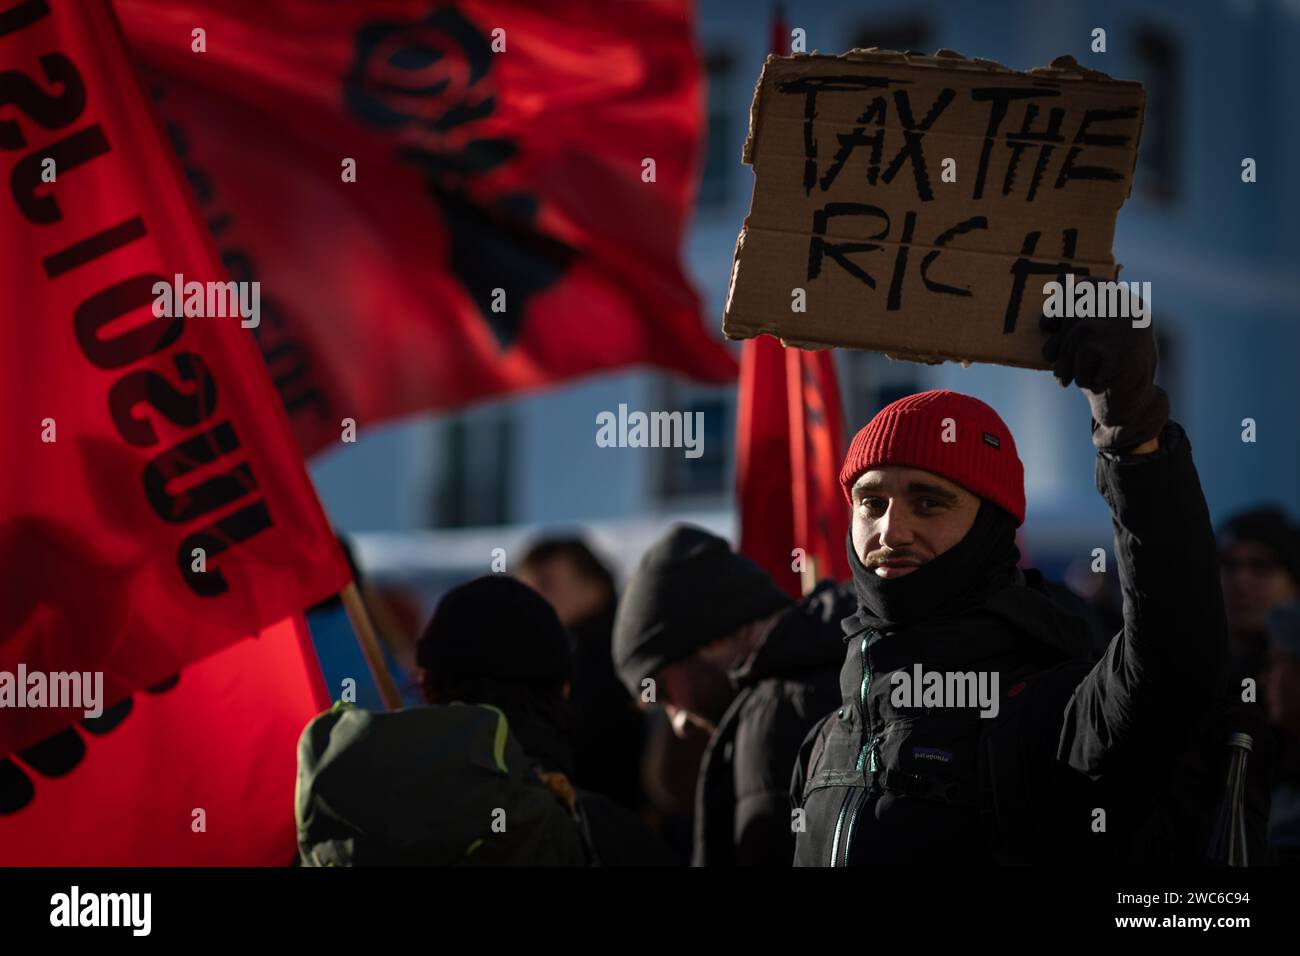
xmin=847 ymin=499 xmax=1021 ymax=632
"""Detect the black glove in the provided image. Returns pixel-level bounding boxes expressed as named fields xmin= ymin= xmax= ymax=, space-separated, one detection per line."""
xmin=1040 ymin=282 xmax=1169 ymax=451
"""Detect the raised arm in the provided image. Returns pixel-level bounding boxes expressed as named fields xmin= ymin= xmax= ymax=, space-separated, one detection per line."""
xmin=1039 ymin=290 xmax=1227 ymax=783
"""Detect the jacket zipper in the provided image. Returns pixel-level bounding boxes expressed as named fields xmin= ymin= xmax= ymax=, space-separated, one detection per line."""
xmin=831 ymin=634 xmax=874 ymax=866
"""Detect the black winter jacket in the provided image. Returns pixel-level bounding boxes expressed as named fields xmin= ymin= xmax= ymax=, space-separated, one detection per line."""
xmin=692 ymin=581 xmax=855 ymax=866
xmin=792 ymin=422 xmax=1230 ymax=865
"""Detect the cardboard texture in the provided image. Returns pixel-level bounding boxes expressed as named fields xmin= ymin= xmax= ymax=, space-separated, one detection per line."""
xmin=723 ymin=49 xmax=1146 ymax=368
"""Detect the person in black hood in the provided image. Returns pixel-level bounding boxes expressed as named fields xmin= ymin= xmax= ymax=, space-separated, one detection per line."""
xmin=792 ymin=299 xmax=1250 ymax=866
xmin=612 ymin=525 xmax=853 ymax=866
xmin=417 ymin=576 xmax=673 ymax=866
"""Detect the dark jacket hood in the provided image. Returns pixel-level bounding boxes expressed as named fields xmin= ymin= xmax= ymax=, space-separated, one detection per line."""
xmin=498 ymin=706 xmax=574 ymax=777
xmin=731 ymin=581 xmax=856 ymax=688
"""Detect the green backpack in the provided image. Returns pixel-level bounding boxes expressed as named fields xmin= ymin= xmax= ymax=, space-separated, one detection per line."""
xmin=296 ymin=702 xmax=592 ymax=866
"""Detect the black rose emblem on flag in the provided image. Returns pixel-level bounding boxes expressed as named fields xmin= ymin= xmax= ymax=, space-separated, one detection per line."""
xmin=344 ymin=8 xmax=572 ymax=349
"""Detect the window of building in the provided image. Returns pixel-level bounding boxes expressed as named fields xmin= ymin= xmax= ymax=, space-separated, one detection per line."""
xmin=431 ymin=409 xmax=513 ymax=528
xmin=836 ymin=350 xmax=921 ymax=431
xmin=699 ymin=48 xmax=737 ymax=209
xmin=850 ymin=15 xmax=930 ymax=54
xmin=653 ymin=378 xmax=733 ymax=502
xmin=1132 ymin=22 xmax=1182 ymax=203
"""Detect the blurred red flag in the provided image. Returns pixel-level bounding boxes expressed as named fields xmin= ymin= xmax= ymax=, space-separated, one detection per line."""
xmin=0 ymin=0 xmax=350 ymax=754
xmin=736 ymin=346 xmax=850 ymax=597
xmin=0 ymin=616 xmax=329 ymax=865
xmin=113 ymin=0 xmax=737 ymax=456
xmin=735 ymin=7 xmax=850 ymax=596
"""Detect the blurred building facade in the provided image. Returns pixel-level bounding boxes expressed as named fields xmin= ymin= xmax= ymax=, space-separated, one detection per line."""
xmin=311 ymin=0 xmax=1300 ymax=597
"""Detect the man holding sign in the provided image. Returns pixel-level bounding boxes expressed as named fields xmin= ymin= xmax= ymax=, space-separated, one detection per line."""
xmin=789 ymin=295 xmax=1243 ymax=865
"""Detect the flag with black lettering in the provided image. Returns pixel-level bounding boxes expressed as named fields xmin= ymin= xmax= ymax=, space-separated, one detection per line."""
xmin=113 ymin=0 xmax=737 ymax=456
xmin=0 ymin=615 xmax=328 ymax=865
xmin=0 ymin=0 xmax=349 ymax=754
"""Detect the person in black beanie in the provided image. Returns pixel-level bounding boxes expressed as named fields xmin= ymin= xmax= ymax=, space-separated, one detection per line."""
xmin=418 ymin=576 xmax=673 ymax=866
xmin=613 ymin=525 xmax=853 ymax=866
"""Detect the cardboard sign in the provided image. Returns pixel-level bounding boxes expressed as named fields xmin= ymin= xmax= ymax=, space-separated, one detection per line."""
xmin=722 ymin=50 xmax=1145 ymax=368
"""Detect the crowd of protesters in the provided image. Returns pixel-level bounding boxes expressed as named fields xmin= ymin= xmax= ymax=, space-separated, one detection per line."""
xmin=296 ymin=309 xmax=1300 ymax=866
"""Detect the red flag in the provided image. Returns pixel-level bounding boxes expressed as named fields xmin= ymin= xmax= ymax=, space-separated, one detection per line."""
xmin=0 ymin=0 xmax=350 ymax=754
xmin=0 ymin=616 xmax=329 ymax=865
xmin=736 ymin=6 xmax=850 ymax=596
xmin=113 ymin=0 xmax=738 ymax=456
xmin=786 ymin=349 xmax=851 ymax=586
xmin=737 ymin=344 xmax=851 ymax=597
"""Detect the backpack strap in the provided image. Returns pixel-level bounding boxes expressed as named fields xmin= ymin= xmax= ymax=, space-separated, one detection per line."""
xmin=802 ymin=767 xmax=869 ymax=803
xmin=874 ymin=767 xmax=979 ymax=807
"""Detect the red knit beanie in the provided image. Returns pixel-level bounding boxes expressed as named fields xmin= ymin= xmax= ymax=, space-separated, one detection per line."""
xmin=839 ymin=390 xmax=1025 ymax=526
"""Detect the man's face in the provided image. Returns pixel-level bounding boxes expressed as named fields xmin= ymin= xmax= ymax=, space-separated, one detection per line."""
xmin=516 ymin=556 xmax=606 ymax=629
xmin=850 ymin=466 xmax=980 ymax=576
xmin=1220 ymin=542 xmax=1299 ymax=632
xmin=1263 ymin=650 xmax=1300 ymax=736
xmin=653 ymin=653 xmax=734 ymax=739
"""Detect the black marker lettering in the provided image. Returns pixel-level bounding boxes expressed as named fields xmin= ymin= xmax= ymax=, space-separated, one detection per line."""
xmin=1004 ymin=228 xmax=1089 ymax=333
xmin=819 ymin=96 xmax=886 ymax=192
xmin=774 ymin=74 xmax=894 ymax=196
xmin=969 ymin=86 xmax=1059 ymax=200
xmin=921 ymin=215 xmax=989 ymax=297
xmin=880 ymin=87 xmax=955 ymax=202
xmin=886 ymin=210 xmax=917 ymax=310
xmin=1055 ymin=107 xmax=1138 ymax=189
xmin=807 ymin=202 xmax=890 ymax=287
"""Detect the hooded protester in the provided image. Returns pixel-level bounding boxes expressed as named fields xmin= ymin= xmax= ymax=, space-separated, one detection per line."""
xmin=792 ymin=305 xmax=1247 ymax=866
xmin=612 ymin=526 xmax=853 ymax=866
xmin=414 ymin=576 xmax=673 ymax=865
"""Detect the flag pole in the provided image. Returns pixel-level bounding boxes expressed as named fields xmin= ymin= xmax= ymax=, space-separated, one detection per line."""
xmin=801 ymin=555 xmax=819 ymax=597
xmin=340 ymin=580 xmax=404 ymax=710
